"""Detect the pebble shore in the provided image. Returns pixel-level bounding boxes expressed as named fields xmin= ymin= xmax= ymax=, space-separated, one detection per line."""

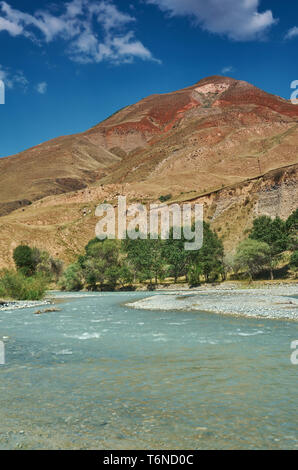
xmin=128 ymin=284 xmax=298 ymax=321
xmin=0 ymin=300 xmax=50 ymax=311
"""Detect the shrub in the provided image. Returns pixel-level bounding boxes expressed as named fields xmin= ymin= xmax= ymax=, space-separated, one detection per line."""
xmin=59 ymin=263 xmax=84 ymax=291
xmin=159 ymin=194 xmax=172 ymax=203
xmin=13 ymin=245 xmax=63 ymax=282
xmin=290 ymin=251 xmax=298 ymax=271
xmin=234 ymin=239 xmax=271 ymax=281
xmin=0 ymin=270 xmax=48 ymax=300
xmin=34 ymin=249 xmax=63 ymax=281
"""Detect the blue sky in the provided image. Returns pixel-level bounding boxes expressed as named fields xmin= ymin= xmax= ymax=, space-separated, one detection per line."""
xmin=0 ymin=0 xmax=297 ymax=157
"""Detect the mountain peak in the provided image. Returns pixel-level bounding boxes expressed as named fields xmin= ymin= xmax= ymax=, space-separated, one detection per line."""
xmin=0 ymin=76 xmax=297 ymax=221
xmin=194 ymin=76 xmax=235 ymax=95
xmin=196 ymin=75 xmax=236 ymax=84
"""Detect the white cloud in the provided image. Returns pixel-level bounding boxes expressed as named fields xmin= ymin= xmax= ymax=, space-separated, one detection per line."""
xmin=36 ymin=81 xmax=48 ymax=94
xmin=0 ymin=16 xmax=23 ymax=36
xmin=147 ymin=0 xmax=277 ymax=41
xmin=221 ymin=65 xmax=235 ymax=74
xmin=0 ymin=0 xmax=157 ymax=64
xmin=0 ymin=65 xmax=28 ymax=89
xmin=285 ymin=26 xmax=298 ymax=40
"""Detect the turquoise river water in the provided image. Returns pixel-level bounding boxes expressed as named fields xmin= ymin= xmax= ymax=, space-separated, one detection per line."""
xmin=0 ymin=291 xmax=297 ymax=449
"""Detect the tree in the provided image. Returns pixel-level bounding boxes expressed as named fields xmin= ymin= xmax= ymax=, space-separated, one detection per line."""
xmin=33 ymin=248 xmax=63 ymax=281
xmin=222 ymin=253 xmax=234 ymax=281
xmin=188 ymin=222 xmax=224 ymax=283
xmin=249 ymin=216 xmax=288 ymax=279
xmin=163 ymin=228 xmax=189 ymax=282
xmin=117 ymin=264 xmax=134 ymax=288
xmin=83 ymin=257 xmax=106 ymax=290
xmin=105 ymin=266 xmax=121 ymax=289
xmin=187 ymin=263 xmax=203 ymax=287
xmin=286 ymin=209 xmax=298 ymax=251
xmin=81 ymin=239 xmax=122 ymax=290
xmin=13 ymin=245 xmax=63 ymax=281
xmin=49 ymin=258 xmax=64 ymax=281
xmin=234 ymin=239 xmax=271 ymax=281
xmin=123 ymin=236 xmax=166 ymax=285
xmin=59 ymin=263 xmax=84 ymax=291
xmin=13 ymin=245 xmax=36 ymax=276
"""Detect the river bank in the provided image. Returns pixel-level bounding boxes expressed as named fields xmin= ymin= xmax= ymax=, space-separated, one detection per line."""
xmin=128 ymin=284 xmax=298 ymax=321
xmin=0 ymin=300 xmax=50 ymax=311
xmin=1 ymin=281 xmax=297 ymax=313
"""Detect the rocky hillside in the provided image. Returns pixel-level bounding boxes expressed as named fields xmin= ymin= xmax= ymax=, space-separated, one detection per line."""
xmin=0 ymin=76 xmax=297 ymax=267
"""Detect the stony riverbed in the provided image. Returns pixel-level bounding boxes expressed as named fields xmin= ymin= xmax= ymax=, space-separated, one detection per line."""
xmin=128 ymin=284 xmax=298 ymax=321
xmin=0 ymin=300 xmax=50 ymax=311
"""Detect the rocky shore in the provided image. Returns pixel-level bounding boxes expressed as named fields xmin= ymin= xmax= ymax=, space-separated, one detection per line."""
xmin=128 ymin=284 xmax=298 ymax=321
xmin=0 ymin=300 xmax=50 ymax=311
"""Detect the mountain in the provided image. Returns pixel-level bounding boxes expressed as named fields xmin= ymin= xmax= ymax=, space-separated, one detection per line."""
xmin=0 ymin=133 xmax=121 ymax=216
xmin=0 ymin=76 xmax=297 ymax=267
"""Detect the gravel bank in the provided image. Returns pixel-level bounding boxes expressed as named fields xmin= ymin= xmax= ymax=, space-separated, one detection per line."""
xmin=127 ymin=285 xmax=298 ymax=321
xmin=0 ymin=300 xmax=50 ymax=311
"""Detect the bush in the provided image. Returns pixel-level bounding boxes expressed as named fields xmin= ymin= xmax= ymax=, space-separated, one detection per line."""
xmin=290 ymin=251 xmax=298 ymax=271
xmin=187 ymin=264 xmax=202 ymax=287
xmin=59 ymin=263 xmax=84 ymax=291
xmin=0 ymin=270 xmax=48 ymax=300
xmin=13 ymin=245 xmax=63 ymax=281
xmin=234 ymin=239 xmax=270 ymax=281
xmin=34 ymin=249 xmax=63 ymax=281
xmin=159 ymin=194 xmax=172 ymax=203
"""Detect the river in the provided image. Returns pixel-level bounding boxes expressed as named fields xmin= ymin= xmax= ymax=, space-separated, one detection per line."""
xmin=0 ymin=291 xmax=297 ymax=449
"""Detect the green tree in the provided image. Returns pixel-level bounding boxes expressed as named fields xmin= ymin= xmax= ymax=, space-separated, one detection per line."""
xmin=105 ymin=266 xmax=121 ymax=289
xmin=234 ymin=239 xmax=271 ymax=281
xmin=187 ymin=263 xmax=203 ymax=287
xmin=13 ymin=245 xmax=63 ymax=282
xmin=81 ymin=239 xmax=122 ymax=290
xmin=117 ymin=264 xmax=134 ymax=288
xmin=286 ymin=209 xmax=298 ymax=251
xmin=222 ymin=253 xmax=234 ymax=281
xmin=163 ymin=228 xmax=189 ymax=282
xmin=189 ymin=222 xmax=224 ymax=283
xmin=83 ymin=257 xmax=105 ymax=290
xmin=59 ymin=263 xmax=84 ymax=291
xmin=249 ymin=216 xmax=288 ymax=279
xmin=49 ymin=258 xmax=64 ymax=282
xmin=123 ymin=236 xmax=166 ymax=285
xmin=13 ymin=245 xmax=36 ymax=276
xmin=33 ymin=248 xmax=63 ymax=281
